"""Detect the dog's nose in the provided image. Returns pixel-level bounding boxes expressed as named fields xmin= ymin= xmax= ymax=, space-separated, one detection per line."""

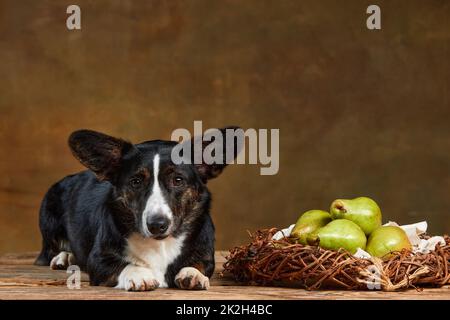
xmin=147 ymin=215 xmax=170 ymax=236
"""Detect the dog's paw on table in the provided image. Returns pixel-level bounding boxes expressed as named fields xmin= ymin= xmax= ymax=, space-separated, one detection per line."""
xmin=175 ymin=267 xmax=210 ymax=290
xmin=50 ymin=251 xmax=76 ymax=270
xmin=115 ymin=265 xmax=160 ymax=291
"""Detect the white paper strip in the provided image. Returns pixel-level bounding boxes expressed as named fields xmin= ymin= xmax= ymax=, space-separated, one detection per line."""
xmin=272 ymin=224 xmax=295 ymax=240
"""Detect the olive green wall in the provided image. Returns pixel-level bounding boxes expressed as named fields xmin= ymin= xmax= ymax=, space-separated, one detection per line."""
xmin=0 ymin=0 xmax=449 ymax=253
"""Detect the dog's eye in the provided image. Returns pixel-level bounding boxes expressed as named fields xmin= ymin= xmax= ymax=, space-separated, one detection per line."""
xmin=172 ymin=176 xmax=185 ymax=187
xmin=129 ymin=177 xmax=143 ymax=189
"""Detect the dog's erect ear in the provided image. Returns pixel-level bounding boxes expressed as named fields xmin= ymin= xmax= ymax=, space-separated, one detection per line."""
xmin=68 ymin=130 xmax=138 ymax=181
xmin=191 ymin=126 xmax=242 ymax=182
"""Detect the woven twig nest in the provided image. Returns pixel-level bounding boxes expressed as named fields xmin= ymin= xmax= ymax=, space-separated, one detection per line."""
xmin=222 ymin=228 xmax=450 ymax=291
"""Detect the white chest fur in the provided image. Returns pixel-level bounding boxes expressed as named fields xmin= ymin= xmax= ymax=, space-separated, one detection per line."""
xmin=124 ymin=233 xmax=186 ymax=287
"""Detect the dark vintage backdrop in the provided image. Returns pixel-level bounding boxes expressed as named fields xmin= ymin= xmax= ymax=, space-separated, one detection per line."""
xmin=0 ymin=1 xmax=449 ymax=254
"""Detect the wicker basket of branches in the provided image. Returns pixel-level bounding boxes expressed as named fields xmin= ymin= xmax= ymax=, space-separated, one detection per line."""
xmin=222 ymin=228 xmax=450 ymax=291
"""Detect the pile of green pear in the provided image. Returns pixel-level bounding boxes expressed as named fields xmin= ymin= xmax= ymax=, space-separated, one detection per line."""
xmin=290 ymin=197 xmax=412 ymax=258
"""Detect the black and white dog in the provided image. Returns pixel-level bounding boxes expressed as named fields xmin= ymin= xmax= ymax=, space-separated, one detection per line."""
xmin=35 ymin=127 xmax=238 ymax=291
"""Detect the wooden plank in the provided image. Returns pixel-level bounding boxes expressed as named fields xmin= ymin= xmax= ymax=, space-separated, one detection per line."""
xmin=0 ymin=252 xmax=448 ymax=300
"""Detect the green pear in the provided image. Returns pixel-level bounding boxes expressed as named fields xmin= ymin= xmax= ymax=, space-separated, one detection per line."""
xmin=307 ymin=219 xmax=367 ymax=254
xmin=291 ymin=210 xmax=332 ymax=245
xmin=330 ymin=197 xmax=382 ymax=235
xmin=366 ymin=226 xmax=412 ymax=259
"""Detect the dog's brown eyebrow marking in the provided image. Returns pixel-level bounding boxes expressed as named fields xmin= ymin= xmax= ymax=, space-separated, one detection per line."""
xmin=161 ymin=165 xmax=176 ymax=175
xmin=136 ymin=167 xmax=150 ymax=179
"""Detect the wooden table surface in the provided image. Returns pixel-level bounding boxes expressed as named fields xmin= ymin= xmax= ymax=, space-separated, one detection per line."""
xmin=0 ymin=251 xmax=448 ymax=300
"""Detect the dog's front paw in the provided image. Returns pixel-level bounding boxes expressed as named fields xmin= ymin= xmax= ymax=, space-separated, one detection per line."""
xmin=175 ymin=267 xmax=210 ymax=290
xmin=50 ymin=251 xmax=75 ymax=270
xmin=115 ymin=265 xmax=160 ymax=291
